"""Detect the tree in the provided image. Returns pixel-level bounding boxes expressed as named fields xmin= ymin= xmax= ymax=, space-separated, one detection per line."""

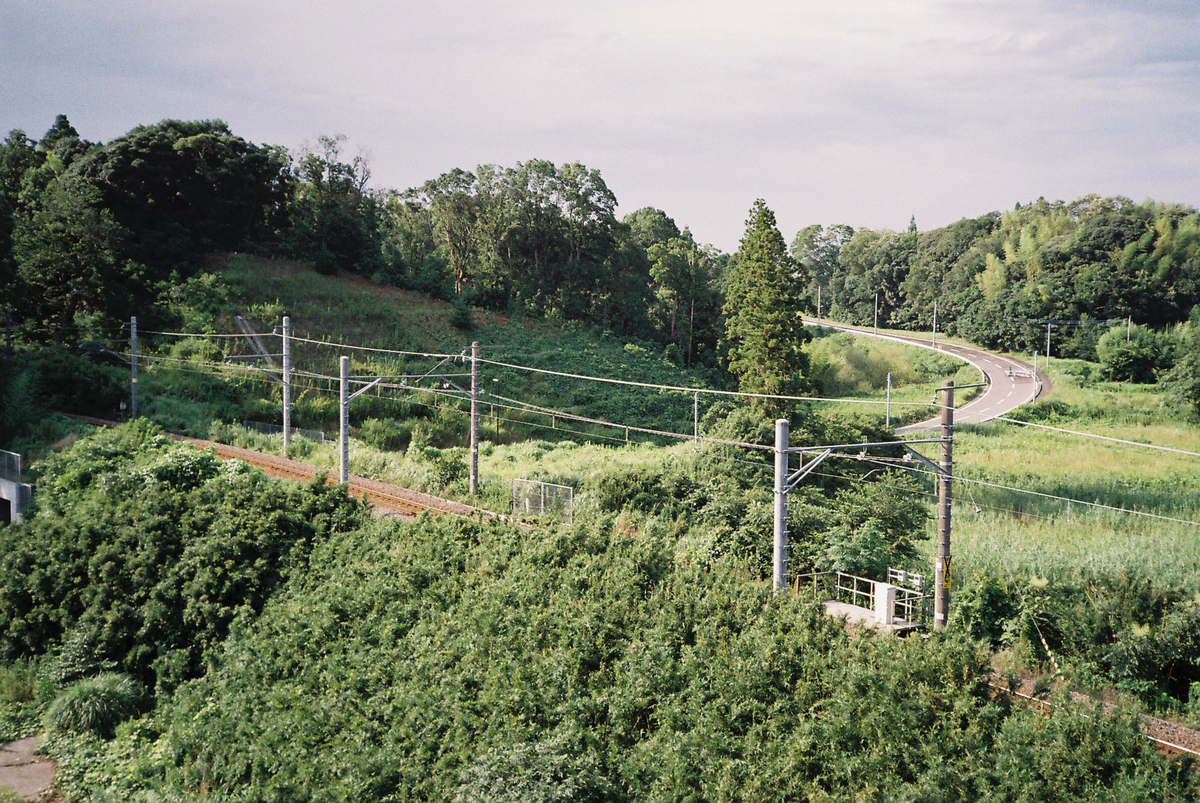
xmin=1095 ymin=323 xmax=1168 ymax=383
xmin=790 ymin=223 xmax=853 ymax=313
xmin=723 ymin=200 xmax=811 ymax=413
xmin=69 ymin=119 xmax=288 ymax=267
xmin=648 ymin=234 xmax=720 ymax=365
xmin=1165 ymin=307 xmax=1200 ymax=414
xmin=288 ymin=134 xmax=377 ymax=274
xmin=12 ymin=180 xmax=140 ymax=339
xmin=622 ymin=206 xmax=680 ymax=251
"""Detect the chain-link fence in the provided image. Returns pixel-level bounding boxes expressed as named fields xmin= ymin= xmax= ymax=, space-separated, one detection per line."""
xmin=513 ymin=479 xmax=574 ymax=524
xmin=242 ymin=420 xmax=326 ymax=443
xmin=0 ymin=450 xmax=20 ymax=484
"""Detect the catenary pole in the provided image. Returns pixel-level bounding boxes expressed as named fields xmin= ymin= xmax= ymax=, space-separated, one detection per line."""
xmin=469 ymin=341 xmax=479 ymax=496
xmin=282 ymin=316 xmax=291 ymax=455
xmin=130 ymin=317 xmax=138 ymax=419
xmin=873 ymin=292 xmax=879 ymax=333
xmin=934 ymin=379 xmax=954 ymax=629
xmin=773 ymin=418 xmax=789 ymax=593
xmin=886 ymin=373 xmax=892 ymax=429
xmin=339 ymin=355 xmax=349 ymax=483
xmin=932 ymin=301 xmax=938 ymax=347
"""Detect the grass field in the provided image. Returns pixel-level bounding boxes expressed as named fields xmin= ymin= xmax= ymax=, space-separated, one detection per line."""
xmin=907 ymin=357 xmax=1200 ymax=591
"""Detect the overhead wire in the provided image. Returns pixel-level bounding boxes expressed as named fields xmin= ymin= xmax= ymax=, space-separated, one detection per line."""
xmin=847 ymin=453 xmax=1200 ymax=529
xmin=477 ymin=355 xmax=936 ymax=409
xmin=991 ymin=415 xmax=1200 ymax=459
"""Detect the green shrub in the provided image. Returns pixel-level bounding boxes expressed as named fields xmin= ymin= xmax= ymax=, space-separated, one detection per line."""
xmin=1096 ymin=324 xmax=1170 ymax=383
xmin=355 ymin=417 xmax=415 ymax=451
xmin=0 ymin=663 xmax=38 ymax=704
xmin=44 ymin=673 xmax=143 ymax=739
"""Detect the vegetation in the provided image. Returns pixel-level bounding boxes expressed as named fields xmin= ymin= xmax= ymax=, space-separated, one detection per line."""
xmin=3 ymin=112 xmax=1200 ymax=799
xmin=0 ymin=432 xmax=1193 ymax=800
xmin=723 ymin=200 xmax=812 ymax=414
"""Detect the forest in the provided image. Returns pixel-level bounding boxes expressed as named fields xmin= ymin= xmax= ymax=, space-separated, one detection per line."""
xmin=4 ymin=115 xmax=1200 ymax=393
xmin=2 ymin=114 xmax=1200 ymax=800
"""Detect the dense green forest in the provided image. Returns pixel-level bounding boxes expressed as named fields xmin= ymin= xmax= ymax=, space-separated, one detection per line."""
xmin=3 ymin=114 xmax=1200 ymax=800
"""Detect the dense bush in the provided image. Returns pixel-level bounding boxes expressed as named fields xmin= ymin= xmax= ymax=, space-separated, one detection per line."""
xmin=1095 ymin=324 xmax=1171 ymax=382
xmin=68 ymin=515 xmax=1188 ymax=801
xmin=0 ymin=422 xmax=366 ymax=691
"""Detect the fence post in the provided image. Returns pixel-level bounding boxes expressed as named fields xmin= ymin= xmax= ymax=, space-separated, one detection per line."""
xmin=339 ymin=356 xmax=349 ymax=483
xmin=130 ymin=317 xmax=138 ymax=419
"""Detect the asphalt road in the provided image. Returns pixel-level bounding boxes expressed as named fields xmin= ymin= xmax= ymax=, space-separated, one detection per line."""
xmin=801 ymin=317 xmax=1049 ymax=433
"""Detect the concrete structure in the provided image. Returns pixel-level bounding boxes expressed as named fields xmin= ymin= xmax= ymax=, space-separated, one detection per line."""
xmin=794 ymin=570 xmax=928 ymax=634
xmin=0 ymin=449 xmax=31 ymax=524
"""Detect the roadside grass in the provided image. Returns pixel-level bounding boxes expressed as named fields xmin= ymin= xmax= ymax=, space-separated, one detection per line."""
xmin=903 ymin=357 xmax=1200 ymax=591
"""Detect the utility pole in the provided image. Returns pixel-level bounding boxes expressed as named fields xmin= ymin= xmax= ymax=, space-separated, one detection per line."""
xmin=4 ymin=308 xmax=12 ymax=359
xmin=130 ymin=316 xmax=138 ymax=419
xmin=1127 ymin=316 xmax=1132 ymax=342
xmin=886 ymin=373 xmax=892 ymax=429
xmin=1046 ymin=322 xmax=1051 ymax=361
xmin=281 ymin=316 xmax=291 ymax=455
xmin=932 ymin=301 xmax=938 ymax=347
xmin=874 ymin=291 xmax=879 ymax=333
xmin=469 ymin=341 xmax=480 ymax=496
xmin=340 ymin=355 xmax=349 ymax=483
xmin=773 ymin=418 xmax=789 ymax=593
xmin=816 ymin=286 xmax=822 ymax=319
xmin=338 ymin=355 xmax=382 ymax=484
xmin=934 ymin=379 xmax=954 ymax=629
xmin=694 ymin=392 xmax=700 ymax=440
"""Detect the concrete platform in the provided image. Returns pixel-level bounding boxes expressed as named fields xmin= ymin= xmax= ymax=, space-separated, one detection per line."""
xmin=823 ymin=601 xmax=923 ymax=635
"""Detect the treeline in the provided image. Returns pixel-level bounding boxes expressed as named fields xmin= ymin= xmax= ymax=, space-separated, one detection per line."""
xmin=4 ymin=115 xmax=1200 ymax=388
xmin=0 ymin=118 xmax=725 ymax=368
xmin=800 ymin=196 xmax=1200 ymax=356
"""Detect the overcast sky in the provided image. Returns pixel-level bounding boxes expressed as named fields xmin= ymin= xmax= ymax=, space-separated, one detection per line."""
xmin=3 ymin=0 xmax=1198 ymax=252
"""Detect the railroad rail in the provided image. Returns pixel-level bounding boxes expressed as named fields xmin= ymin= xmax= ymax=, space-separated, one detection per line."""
xmin=989 ymin=682 xmax=1200 ymax=760
xmin=59 ymin=414 xmax=498 ymax=522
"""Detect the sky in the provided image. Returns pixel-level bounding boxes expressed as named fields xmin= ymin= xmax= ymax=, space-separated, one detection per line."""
xmin=3 ymin=0 xmax=1198 ymax=252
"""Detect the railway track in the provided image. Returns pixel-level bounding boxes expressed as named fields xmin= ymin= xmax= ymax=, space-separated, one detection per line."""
xmin=990 ymin=682 xmax=1200 ymax=760
xmin=203 ymin=443 xmax=442 ymax=518
xmin=61 ymin=414 xmax=496 ymax=522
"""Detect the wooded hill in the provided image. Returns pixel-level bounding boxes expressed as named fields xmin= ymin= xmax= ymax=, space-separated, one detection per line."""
xmin=3 ymin=116 xmax=1200 ymax=382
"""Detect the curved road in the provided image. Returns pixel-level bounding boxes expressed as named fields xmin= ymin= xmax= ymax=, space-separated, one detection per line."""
xmin=801 ymin=317 xmax=1049 ymax=433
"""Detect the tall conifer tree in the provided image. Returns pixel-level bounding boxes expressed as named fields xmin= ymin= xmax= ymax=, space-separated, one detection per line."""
xmin=724 ymin=199 xmax=811 ymax=414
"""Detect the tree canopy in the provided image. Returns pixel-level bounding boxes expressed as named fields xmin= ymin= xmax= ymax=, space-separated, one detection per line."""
xmin=724 ymin=199 xmax=812 ymax=413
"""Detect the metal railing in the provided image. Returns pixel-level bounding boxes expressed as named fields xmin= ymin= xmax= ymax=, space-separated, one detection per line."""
xmin=790 ymin=570 xmax=874 ymax=610
xmin=790 ymin=569 xmax=932 ymax=627
xmin=0 ymin=450 xmax=20 ymax=484
xmin=895 ymin=586 xmax=932 ymax=625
